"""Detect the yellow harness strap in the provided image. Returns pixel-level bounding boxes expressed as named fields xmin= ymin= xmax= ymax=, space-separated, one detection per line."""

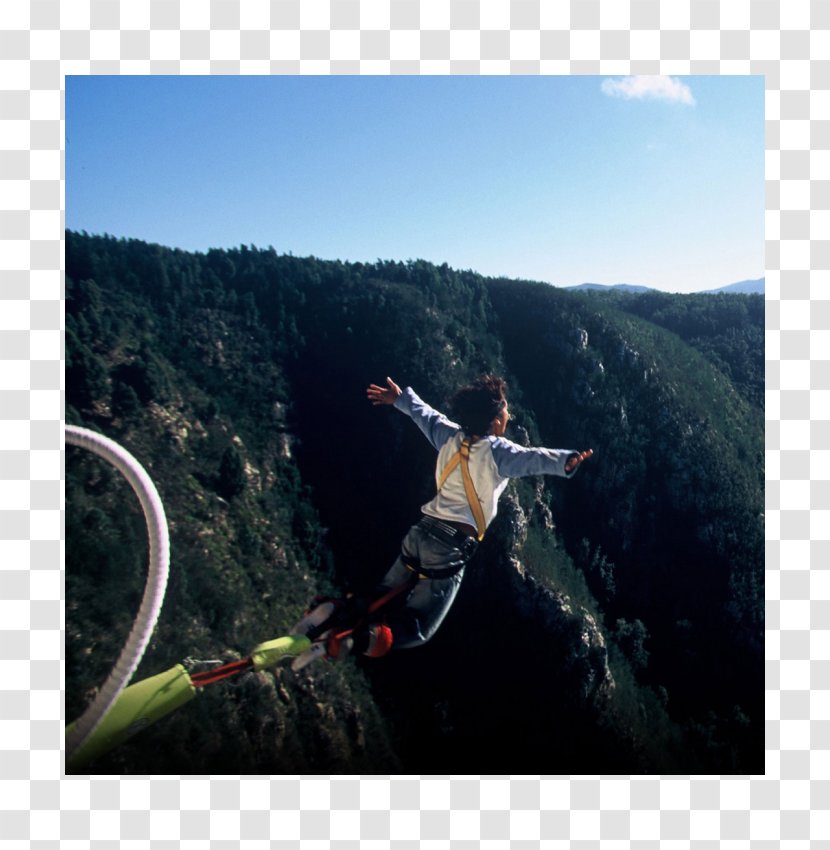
xmin=437 ymin=438 xmax=487 ymax=541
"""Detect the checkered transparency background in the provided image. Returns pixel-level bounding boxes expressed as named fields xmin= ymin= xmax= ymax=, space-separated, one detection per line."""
xmin=0 ymin=0 xmax=826 ymax=844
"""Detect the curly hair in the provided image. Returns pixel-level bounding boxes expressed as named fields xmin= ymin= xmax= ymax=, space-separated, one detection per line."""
xmin=449 ymin=374 xmax=508 ymax=437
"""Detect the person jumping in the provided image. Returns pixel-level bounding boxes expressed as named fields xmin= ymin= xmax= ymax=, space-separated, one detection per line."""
xmin=291 ymin=374 xmax=592 ymax=669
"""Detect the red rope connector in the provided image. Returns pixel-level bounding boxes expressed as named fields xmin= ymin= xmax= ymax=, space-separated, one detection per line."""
xmin=190 ymin=658 xmax=253 ymax=688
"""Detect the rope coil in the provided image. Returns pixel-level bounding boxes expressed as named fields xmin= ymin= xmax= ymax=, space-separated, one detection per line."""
xmin=65 ymin=425 xmax=171 ymax=763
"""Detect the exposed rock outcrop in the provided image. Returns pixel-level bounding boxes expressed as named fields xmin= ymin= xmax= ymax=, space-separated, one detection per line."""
xmin=476 ymin=491 xmax=615 ymax=712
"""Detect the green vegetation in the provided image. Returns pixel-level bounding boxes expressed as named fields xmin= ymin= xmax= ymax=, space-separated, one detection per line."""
xmin=66 ymin=231 xmax=763 ymax=773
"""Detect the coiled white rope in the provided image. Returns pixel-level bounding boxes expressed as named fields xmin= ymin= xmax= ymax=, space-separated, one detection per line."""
xmin=64 ymin=425 xmax=170 ymax=762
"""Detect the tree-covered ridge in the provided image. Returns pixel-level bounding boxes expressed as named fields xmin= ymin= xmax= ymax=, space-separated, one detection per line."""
xmin=65 ymin=231 xmax=763 ymax=773
xmin=592 ymin=288 xmax=764 ymax=409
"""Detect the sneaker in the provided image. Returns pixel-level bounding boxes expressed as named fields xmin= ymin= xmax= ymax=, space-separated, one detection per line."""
xmin=290 ymin=600 xmax=336 ymax=636
xmin=290 ymin=638 xmax=330 ymax=671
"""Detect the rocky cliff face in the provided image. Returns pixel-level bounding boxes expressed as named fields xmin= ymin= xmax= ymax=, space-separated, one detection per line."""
xmin=493 ymin=491 xmax=615 ymax=710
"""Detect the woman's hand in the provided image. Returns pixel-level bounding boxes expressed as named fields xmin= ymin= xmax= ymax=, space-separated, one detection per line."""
xmin=565 ymin=448 xmax=593 ymax=473
xmin=367 ymin=377 xmax=402 ymax=406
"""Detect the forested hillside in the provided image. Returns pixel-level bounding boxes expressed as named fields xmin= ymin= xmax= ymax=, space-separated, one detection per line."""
xmin=65 ymin=231 xmax=763 ymax=773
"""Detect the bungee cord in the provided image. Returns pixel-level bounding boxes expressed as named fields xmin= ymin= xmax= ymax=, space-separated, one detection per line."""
xmin=64 ymin=425 xmax=171 ymax=763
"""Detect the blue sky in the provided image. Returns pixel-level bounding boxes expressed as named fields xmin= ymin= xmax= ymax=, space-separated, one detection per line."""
xmin=66 ymin=75 xmax=764 ymax=294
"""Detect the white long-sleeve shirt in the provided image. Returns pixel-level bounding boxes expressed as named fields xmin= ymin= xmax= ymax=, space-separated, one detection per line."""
xmin=394 ymin=387 xmax=578 ymax=532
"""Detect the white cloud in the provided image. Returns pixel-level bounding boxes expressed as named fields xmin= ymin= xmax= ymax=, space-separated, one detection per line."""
xmin=601 ymin=75 xmax=696 ymax=106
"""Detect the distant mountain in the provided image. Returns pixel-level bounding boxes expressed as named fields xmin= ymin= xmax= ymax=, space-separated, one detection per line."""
xmin=705 ymin=278 xmax=764 ymax=295
xmin=566 ymin=282 xmax=654 ymax=293
xmin=566 ymin=278 xmax=765 ymax=295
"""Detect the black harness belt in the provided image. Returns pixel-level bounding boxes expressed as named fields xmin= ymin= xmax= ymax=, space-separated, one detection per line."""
xmin=401 ymin=515 xmax=479 ymax=579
